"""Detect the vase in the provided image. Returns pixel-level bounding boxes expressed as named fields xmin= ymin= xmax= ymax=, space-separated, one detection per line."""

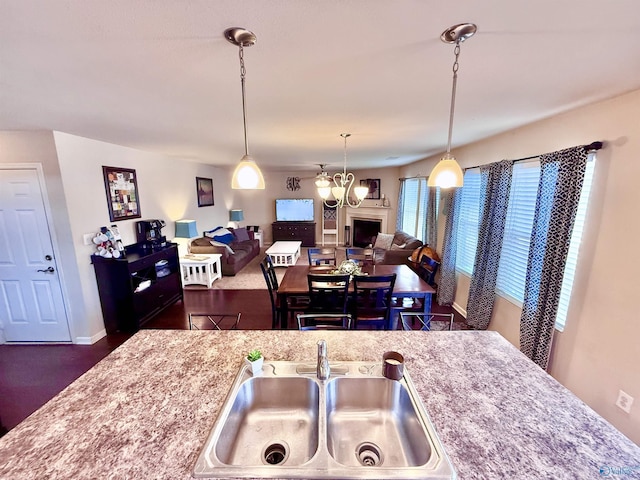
xmin=244 ymin=356 xmax=264 ymax=375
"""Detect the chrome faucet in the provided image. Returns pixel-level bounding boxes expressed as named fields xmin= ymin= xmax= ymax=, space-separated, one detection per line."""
xmin=317 ymin=340 xmax=330 ymax=380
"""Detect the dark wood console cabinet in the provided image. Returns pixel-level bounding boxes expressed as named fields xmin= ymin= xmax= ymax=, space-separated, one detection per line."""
xmin=92 ymin=243 xmax=183 ymax=334
xmin=272 ymin=221 xmax=316 ymax=247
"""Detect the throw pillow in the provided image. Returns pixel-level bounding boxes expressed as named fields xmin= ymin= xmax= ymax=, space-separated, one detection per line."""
xmin=233 ymin=227 xmax=250 ymax=242
xmin=209 ymin=239 xmax=235 ymax=255
xmin=390 ymin=242 xmax=407 ymax=250
xmin=204 ymin=226 xmax=235 ymax=245
xmin=373 ymin=232 xmax=394 ymax=250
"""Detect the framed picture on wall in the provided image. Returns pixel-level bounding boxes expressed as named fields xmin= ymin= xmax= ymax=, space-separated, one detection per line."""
xmin=102 ymin=166 xmax=141 ymax=222
xmin=360 ymin=178 xmax=381 ymax=200
xmin=196 ymin=177 xmax=214 ymax=207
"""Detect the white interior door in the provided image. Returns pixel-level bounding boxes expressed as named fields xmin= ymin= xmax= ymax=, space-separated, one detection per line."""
xmin=0 ymin=168 xmax=71 ymax=342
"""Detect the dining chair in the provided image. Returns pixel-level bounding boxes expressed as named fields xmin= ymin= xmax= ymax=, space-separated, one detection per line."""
xmin=307 ymin=247 xmax=337 ymax=266
xmin=260 ymin=256 xmax=308 ymax=329
xmin=400 ymin=312 xmax=454 ymax=331
xmin=296 ymin=313 xmax=352 ymax=330
xmin=307 ymin=273 xmax=351 ymax=314
xmin=345 ymin=247 xmax=373 ymax=266
xmin=418 ymin=255 xmax=440 ymax=287
xmin=352 ymin=274 xmax=396 ymax=330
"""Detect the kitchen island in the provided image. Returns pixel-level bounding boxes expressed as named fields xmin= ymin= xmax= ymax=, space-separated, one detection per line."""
xmin=0 ymin=330 xmax=637 ymax=479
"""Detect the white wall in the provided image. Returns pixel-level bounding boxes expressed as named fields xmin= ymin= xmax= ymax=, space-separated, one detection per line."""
xmin=0 ymin=131 xmax=91 ymax=342
xmin=400 ymin=89 xmax=640 ymax=444
xmin=234 ymin=166 xmax=401 ymax=245
xmin=51 ymin=132 xmax=232 ymax=341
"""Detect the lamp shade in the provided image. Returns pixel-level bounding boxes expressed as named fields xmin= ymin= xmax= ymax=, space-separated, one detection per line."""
xmin=175 ymin=219 xmax=198 ymax=238
xmin=231 ymin=155 xmax=265 ymax=189
xmin=427 ymin=153 xmax=464 ymax=188
xmin=229 ymin=209 xmax=244 ymax=222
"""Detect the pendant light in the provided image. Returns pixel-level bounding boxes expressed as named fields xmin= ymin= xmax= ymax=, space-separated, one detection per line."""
xmin=428 ymin=23 xmax=477 ymax=188
xmin=225 ymin=27 xmax=265 ymax=190
xmin=315 ymin=134 xmax=369 ymax=208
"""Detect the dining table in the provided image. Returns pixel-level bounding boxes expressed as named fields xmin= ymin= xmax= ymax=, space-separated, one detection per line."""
xmin=277 ymin=263 xmax=436 ymax=329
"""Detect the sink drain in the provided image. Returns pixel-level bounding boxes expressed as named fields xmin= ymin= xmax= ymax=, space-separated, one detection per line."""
xmin=262 ymin=442 xmax=289 ymax=465
xmin=356 ymin=442 xmax=383 ymax=466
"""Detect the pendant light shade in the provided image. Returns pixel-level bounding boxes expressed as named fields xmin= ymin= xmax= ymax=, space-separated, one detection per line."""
xmin=231 ymin=154 xmax=265 ymax=189
xmin=226 ymin=27 xmax=265 ymax=190
xmin=427 ymin=153 xmax=464 ymax=188
xmin=428 ymin=23 xmax=477 ymax=189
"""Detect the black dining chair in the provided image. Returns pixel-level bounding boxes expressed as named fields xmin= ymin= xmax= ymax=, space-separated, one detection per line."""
xmin=260 ymin=255 xmax=308 ymax=329
xmin=307 ymin=273 xmax=351 ymax=314
xmin=296 ymin=313 xmax=353 ymax=330
xmin=418 ymin=255 xmax=440 ymax=287
xmin=345 ymin=247 xmax=373 ymax=266
xmin=307 ymin=248 xmax=337 ymax=266
xmin=352 ymin=274 xmax=397 ymax=330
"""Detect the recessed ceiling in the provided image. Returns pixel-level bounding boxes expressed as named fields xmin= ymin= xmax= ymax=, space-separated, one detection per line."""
xmin=1 ymin=1 xmax=639 ymax=171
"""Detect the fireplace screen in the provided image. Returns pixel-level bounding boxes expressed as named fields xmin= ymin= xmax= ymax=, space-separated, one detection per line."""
xmin=353 ymin=219 xmax=381 ymax=247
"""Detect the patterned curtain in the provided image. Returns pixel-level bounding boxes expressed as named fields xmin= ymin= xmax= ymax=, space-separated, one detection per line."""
xmin=466 ymin=160 xmax=513 ymax=329
xmin=437 ymin=188 xmax=462 ymax=306
xmin=425 ymin=187 xmax=438 ymax=249
xmin=396 ymin=179 xmax=405 ymax=231
xmin=520 ymin=146 xmax=588 ymax=369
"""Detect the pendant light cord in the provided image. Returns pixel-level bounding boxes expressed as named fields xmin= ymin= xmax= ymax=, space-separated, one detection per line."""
xmin=239 ymin=44 xmax=249 ymax=156
xmin=446 ymin=42 xmax=461 ymax=154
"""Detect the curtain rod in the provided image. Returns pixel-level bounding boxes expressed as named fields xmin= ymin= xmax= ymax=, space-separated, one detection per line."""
xmin=464 ymin=141 xmax=604 ymax=171
xmin=398 ymin=141 xmax=603 ymax=181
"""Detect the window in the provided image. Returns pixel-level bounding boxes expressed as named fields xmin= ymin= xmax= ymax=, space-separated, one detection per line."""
xmin=455 ymin=169 xmax=481 ymax=274
xmin=456 ymin=155 xmax=595 ymax=331
xmin=398 ymin=178 xmax=430 ymax=239
xmin=494 ymin=155 xmax=596 ymax=330
xmin=555 ymin=157 xmax=595 ymax=330
xmin=495 ymin=162 xmax=541 ymax=301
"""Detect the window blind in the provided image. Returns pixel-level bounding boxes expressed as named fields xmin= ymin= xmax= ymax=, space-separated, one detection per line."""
xmin=555 ymin=156 xmax=596 ymax=331
xmin=455 ymin=169 xmax=481 ymax=274
xmin=496 ymin=161 xmax=540 ymax=301
xmin=399 ymin=177 xmax=428 ymax=239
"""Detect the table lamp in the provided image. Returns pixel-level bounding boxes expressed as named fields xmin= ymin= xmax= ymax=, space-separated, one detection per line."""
xmin=175 ymin=219 xmax=198 ymax=238
xmin=229 ymin=209 xmax=244 ymax=228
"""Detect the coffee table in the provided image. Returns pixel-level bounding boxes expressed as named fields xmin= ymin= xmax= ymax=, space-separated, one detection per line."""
xmin=266 ymin=241 xmax=302 ymax=267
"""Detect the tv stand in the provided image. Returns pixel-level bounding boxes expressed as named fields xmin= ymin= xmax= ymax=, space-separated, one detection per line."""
xmin=272 ymin=221 xmax=316 ymax=247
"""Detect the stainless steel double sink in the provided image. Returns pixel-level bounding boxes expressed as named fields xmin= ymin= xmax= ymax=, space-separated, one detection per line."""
xmin=193 ymin=361 xmax=456 ymax=479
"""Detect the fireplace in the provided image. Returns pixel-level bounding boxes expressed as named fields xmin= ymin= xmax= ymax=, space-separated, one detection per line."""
xmin=344 ymin=206 xmax=390 ymax=246
xmin=353 ymin=219 xmax=381 ymax=247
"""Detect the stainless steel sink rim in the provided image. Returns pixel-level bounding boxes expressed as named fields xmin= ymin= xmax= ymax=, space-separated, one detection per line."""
xmin=193 ymin=361 xmax=456 ymax=479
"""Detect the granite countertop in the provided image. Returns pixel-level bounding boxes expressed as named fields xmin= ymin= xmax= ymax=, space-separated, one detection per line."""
xmin=0 ymin=330 xmax=638 ymax=479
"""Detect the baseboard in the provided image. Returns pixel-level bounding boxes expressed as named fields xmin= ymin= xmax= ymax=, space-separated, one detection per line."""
xmin=452 ymin=301 xmax=467 ymax=319
xmin=75 ymin=329 xmax=107 ymax=345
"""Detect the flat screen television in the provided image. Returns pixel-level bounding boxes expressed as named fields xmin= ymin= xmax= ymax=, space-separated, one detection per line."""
xmin=275 ymin=198 xmax=315 ymax=222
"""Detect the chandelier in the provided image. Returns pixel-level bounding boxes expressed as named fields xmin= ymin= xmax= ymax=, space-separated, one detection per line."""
xmin=225 ymin=27 xmax=265 ymax=190
xmin=315 ymin=133 xmax=369 ymax=208
xmin=427 ymin=23 xmax=477 ymax=188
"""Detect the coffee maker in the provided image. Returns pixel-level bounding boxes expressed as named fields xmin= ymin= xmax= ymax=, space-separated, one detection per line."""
xmin=136 ymin=219 xmax=167 ymax=250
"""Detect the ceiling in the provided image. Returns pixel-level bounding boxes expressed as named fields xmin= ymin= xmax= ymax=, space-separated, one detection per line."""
xmin=1 ymin=1 xmax=639 ymax=172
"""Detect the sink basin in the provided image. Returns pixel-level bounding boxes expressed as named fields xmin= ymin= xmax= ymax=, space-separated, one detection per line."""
xmin=215 ymin=376 xmax=319 ymax=466
xmin=325 ymin=377 xmax=431 ymax=467
xmin=193 ymin=361 xmax=455 ymax=479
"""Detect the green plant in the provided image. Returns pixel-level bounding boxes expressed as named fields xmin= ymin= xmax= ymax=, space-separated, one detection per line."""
xmin=247 ymin=349 xmax=262 ymax=362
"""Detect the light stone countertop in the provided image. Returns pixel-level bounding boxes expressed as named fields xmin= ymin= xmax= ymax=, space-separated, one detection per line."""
xmin=0 ymin=330 xmax=638 ymax=479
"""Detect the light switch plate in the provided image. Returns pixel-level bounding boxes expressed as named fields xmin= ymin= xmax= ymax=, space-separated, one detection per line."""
xmin=83 ymin=233 xmax=95 ymax=246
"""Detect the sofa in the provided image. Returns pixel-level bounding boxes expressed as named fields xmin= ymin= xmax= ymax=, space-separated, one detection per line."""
xmin=371 ymin=230 xmax=424 ymax=265
xmin=189 ymin=227 xmax=260 ymax=276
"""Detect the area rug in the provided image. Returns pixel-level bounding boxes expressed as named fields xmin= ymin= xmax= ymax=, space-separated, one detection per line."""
xmin=185 ymin=248 xmax=308 ymax=290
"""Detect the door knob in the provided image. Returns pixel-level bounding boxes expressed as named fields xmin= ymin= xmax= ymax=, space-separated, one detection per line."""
xmin=37 ymin=267 xmax=55 ymax=273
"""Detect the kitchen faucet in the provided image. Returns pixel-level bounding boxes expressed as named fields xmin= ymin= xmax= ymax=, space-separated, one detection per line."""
xmin=317 ymin=340 xmax=330 ymax=380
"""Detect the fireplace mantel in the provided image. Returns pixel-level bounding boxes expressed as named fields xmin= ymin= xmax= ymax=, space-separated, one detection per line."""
xmin=345 ymin=206 xmax=391 ymax=244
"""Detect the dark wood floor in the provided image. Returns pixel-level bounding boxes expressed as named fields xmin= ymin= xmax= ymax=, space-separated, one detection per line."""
xmin=0 ymin=288 xmax=463 ymax=434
